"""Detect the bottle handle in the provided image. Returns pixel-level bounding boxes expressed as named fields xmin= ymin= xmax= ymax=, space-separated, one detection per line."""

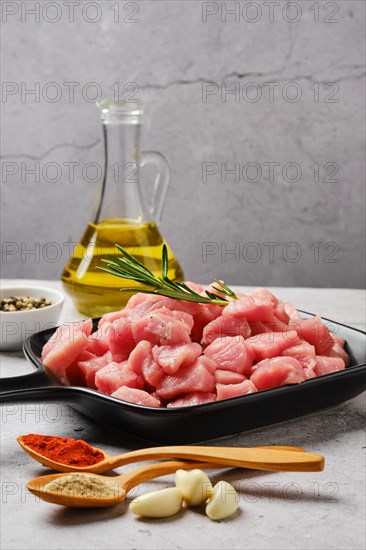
xmin=140 ymin=151 xmax=170 ymax=223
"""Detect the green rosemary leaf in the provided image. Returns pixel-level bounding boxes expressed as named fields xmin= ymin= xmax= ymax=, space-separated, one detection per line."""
xmin=205 ymin=290 xmax=229 ymax=302
xmin=162 ymin=274 xmax=181 ymax=290
xmin=174 ymin=281 xmax=202 ymax=296
xmin=214 ymin=279 xmax=238 ymax=298
xmin=105 ymin=254 xmax=153 ymax=279
xmin=115 ymin=244 xmax=154 ymax=275
xmin=102 ymin=260 xmax=150 ymax=280
xmin=211 ymin=285 xmax=227 ymax=296
xmin=97 ymin=267 xmax=151 ymax=285
xmin=118 ymin=287 xmax=227 ymax=305
xmin=162 ymin=244 xmax=168 ymax=278
xmin=98 ymin=244 xmax=238 ymax=306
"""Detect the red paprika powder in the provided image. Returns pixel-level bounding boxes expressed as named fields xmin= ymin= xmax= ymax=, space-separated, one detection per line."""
xmin=20 ymin=434 xmax=105 ymax=467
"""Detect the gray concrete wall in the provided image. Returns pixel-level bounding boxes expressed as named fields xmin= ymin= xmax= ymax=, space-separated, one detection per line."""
xmin=1 ymin=0 xmax=365 ymax=288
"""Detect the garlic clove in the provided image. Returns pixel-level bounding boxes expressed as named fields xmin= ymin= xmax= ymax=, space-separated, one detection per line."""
xmin=205 ymin=481 xmax=239 ymax=521
xmin=129 ymin=487 xmax=183 ymax=518
xmin=175 ymin=469 xmax=213 ymax=506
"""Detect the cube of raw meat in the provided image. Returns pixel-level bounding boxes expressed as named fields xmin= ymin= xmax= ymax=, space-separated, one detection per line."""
xmin=107 ymin=319 xmax=135 ymax=361
xmin=142 ymin=360 xmax=164 ymax=389
xmin=214 ymin=370 xmax=247 ymax=385
xmin=251 ymin=287 xmax=279 ymax=305
xmin=42 ymin=319 xmax=93 ymax=385
xmin=248 ymin=321 xmax=272 ymax=336
xmin=86 ymin=324 xmax=110 ymax=356
xmin=95 ymin=361 xmax=143 ymax=395
xmin=284 ymin=302 xmax=302 ymax=322
xmin=283 ymin=343 xmax=317 ymax=374
xmin=216 ymin=380 xmax=257 ymax=401
xmin=128 ymin=340 xmax=164 ymax=388
xmin=128 ymin=340 xmax=152 ymax=374
xmin=263 ymin=318 xmax=289 ymax=332
xmin=246 ymin=331 xmax=301 ymax=361
xmin=250 ymin=357 xmax=306 ymax=390
xmin=194 ymin=355 xmax=217 ymax=374
xmin=98 ymin=310 xmax=128 ymax=327
xmin=111 ymin=386 xmax=161 ymax=408
xmin=273 ymin=302 xmax=290 ymax=324
xmin=132 ymin=308 xmax=193 ymax=345
xmin=314 ymin=356 xmax=345 ymax=376
xmin=167 ymin=392 xmax=216 ymax=408
xmin=328 ymin=334 xmax=349 ymax=366
xmin=157 ymin=297 xmax=215 ymax=343
xmin=328 ymin=344 xmax=349 ymax=366
xmin=330 ymin=333 xmax=346 ymax=347
xmin=289 ymin=316 xmax=333 ymax=355
xmin=156 ymin=358 xmax=216 ymax=400
xmin=223 ymin=294 xmax=275 ymax=322
xmin=190 ymin=303 xmax=223 ymax=342
xmin=125 ymin=292 xmax=163 ymax=311
xmin=152 ymin=343 xmax=202 ymax=374
xmin=285 ymin=342 xmax=316 ymax=357
xmin=169 ymin=310 xmax=195 ymax=333
xmin=78 ymin=351 xmax=113 ymax=389
xmin=251 ymin=288 xmax=289 ymax=324
xmin=201 ymin=314 xmax=251 ymax=346
xmin=204 ymin=336 xmax=254 ymax=375
xmin=66 ymin=350 xmax=95 ymax=386
xmin=125 ymin=294 xmax=181 ymax=322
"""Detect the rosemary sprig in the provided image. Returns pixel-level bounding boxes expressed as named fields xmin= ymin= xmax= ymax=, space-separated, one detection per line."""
xmin=97 ymin=244 xmax=238 ymax=306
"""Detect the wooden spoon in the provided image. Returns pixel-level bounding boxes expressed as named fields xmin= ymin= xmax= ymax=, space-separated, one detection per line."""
xmin=27 ymin=460 xmax=229 ymax=507
xmin=17 ymin=436 xmax=323 ymax=473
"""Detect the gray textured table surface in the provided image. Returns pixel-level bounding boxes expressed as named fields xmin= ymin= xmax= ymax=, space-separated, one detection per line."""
xmin=1 ymin=280 xmax=365 ymax=550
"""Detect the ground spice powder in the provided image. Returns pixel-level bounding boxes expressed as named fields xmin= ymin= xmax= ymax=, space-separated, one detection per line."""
xmin=21 ymin=434 xmax=105 ymax=467
xmin=43 ymin=473 xmax=119 ymax=499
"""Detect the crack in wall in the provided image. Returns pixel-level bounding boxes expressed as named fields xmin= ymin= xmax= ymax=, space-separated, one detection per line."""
xmin=0 ymin=139 xmax=100 ymax=161
xmin=224 ymin=70 xmax=366 ymax=85
xmin=140 ymin=69 xmax=365 ymax=90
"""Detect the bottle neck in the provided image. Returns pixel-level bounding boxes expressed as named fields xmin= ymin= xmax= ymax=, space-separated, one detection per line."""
xmin=92 ymin=120 xmax=150 ymax=224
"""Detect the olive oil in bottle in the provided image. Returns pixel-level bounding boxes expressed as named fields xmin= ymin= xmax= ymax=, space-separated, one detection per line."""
xmin=61 ymin=100 xmax=184 ymax=317
xmin=62 ymin=219 xmax=183 ymax=317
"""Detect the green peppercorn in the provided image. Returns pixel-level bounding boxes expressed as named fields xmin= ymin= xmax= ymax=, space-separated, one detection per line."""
xmin=0 ymin=296 xmax=53 ymax=312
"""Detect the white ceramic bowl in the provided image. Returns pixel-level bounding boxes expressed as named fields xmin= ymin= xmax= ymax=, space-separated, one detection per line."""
xmin=0 ymin=285 xmax=64 ymax=351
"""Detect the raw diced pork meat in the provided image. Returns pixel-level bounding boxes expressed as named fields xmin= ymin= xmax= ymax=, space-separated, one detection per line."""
xmin=289 ymin=316 xmax=333 ymax=355
xmin=42 ymin=319 xmax=93 ymax=385
xmin=284 ymin=302 xmax=302 ymax=322
xmin=107 ymin=318 xmax=135 ymax=361
xmin=216 ymin=380 xmax=257 ymax=400
xmin=132 ymin=308 xmax=193 ymax=345
xmin=250 ymin=357 xmax=306 ymax=390
xmin=111 ymin=386 xmax=161 ymax=407
xmin=40 ymin=282 xmax=350 ymax=408
xmin=152 ymin=343 xmax=202 ymax=374
xmin=156 ymin=358 xmax=216 ymax=400
xmin=223 ymin=295 xmax=275 ymax=322
xmin=167 ymin=392 xmax=216 ymax=408
xmin=86 ymin=324 xmax=110 ymax=356
xmin=128 ymin=340 xmax=164 ymax=388
xmin=246 ymin=331 xmax=301 ymax=361
xmin=283 ymin=342 xmax=317 ymax=372
xmin=201 ymin=315 xmax=251 ymax=345
xmin=95 ymin=361 xmax=143 ymax=395
xmin=248 ymin=321 xmax=272 ymax=336
xmin=314 ymin=356 xmax=345 ymax=376
xmin=204 ymin=336 xmax=254 ymax=375
xmin=78 ymin=351 xmax=113 ymax=388
xmin=214 ymin=370 xmax=247 ymax=385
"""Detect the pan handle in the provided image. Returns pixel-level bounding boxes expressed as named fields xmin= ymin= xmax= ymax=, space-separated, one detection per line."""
xmin=0 ymin=369 xmax=57 ymax=402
